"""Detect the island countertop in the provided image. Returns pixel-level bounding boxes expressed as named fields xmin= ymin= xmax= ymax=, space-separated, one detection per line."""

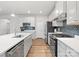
xmin=58 ymin=38 xmax=79 ymax=54
xmin=0 ymin=32 xmax=32 ymax=55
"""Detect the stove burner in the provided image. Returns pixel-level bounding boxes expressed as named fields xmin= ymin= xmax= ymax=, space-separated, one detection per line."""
xmin=50 ymin=34 xmax=73 ymax=39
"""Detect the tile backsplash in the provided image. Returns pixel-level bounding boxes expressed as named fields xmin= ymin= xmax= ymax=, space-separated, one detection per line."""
xmin=61 ymin=20 xmax=79 ymax=36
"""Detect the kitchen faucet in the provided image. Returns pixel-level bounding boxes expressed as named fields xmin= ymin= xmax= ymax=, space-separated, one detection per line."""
xmin=15 ymin=27 xmax=17 ymax=36
xmin=15 ymin=26 xmax=19 ymax=36
xmin=14 ymin=24 xmax=21 ymax=36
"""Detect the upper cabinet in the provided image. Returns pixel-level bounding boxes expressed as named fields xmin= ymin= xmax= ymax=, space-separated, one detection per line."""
xmin=67 ymin=1 xmax=79 ymax=25
xmin=76 ymin=1 xmax=79 ymax=21
xmin=49 ymin=1 xmax=67 ymax=21
xmin=55 ymin=1 xmax=67 ymax=17
xmin=67 ymin=1 xmax=76 ymax=25
xmin=52 ymin=1 xmax=67 ymax=27
xmin=49 ymin=1 xmax=79 ymax=25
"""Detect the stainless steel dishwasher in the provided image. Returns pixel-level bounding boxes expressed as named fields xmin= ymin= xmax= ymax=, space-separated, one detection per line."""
xmin=6 ymin=40 xmax=24 ymax=57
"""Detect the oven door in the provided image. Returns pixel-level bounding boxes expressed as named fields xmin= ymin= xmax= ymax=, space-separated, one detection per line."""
xmin=50 ymin=38 xmax=55 ymax=56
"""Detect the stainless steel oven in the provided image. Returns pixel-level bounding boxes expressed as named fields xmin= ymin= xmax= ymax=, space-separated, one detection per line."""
xmin=49 ymin=34 xmax=73 ymax=57
xmin=50 ymin=36 xmax=57 ymax=57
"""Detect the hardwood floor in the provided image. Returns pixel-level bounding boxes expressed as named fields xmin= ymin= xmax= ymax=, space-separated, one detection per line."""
xmin=27 ymin=38 xmax=54 ymax=57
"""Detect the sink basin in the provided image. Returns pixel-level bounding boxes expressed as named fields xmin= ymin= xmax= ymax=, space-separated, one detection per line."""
xmin=13 ymin=35 xmax=24 ymax=38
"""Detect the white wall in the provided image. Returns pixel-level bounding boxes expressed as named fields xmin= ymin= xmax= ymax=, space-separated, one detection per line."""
xmin=0 ymin=19 xmax=10 ymax=35
xmin=10 ymin=16 xmax=21 ymax=33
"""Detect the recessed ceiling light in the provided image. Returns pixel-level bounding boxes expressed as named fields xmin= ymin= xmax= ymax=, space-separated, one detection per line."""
xmin=27 ymin=10 xmax=31 ymax=14
xmin=40 ymin=11 xmax=43 ymax=14
xmin=11 ymin=13 xmax=15 ymax=17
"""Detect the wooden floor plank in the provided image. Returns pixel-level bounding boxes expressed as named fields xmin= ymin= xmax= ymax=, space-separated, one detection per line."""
xmin=27 ymin=38 xmax=54 ymax=57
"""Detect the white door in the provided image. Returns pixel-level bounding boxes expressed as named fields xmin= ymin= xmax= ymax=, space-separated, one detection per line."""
xmin=0 ymin=19 xmax=10 ymax=35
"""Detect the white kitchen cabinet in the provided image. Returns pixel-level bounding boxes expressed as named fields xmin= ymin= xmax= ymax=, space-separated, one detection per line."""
xmin=58 ymin=40 xmax=79 ymax=57
xmin=49 ymin=1 xmax=67 ymax=21
xmin=76 ymin=1 xmax=79 ymax=20
xmin=24 ymin=17 xmax=35 ymax=27
xmin=66 ymin=47 xmax=79 ymax=57
xmin=63 ymin=2 xmax=67 ymax=13
xmin=55 ymin=1 xmax=67 ymax=18
xmin=58 ymin=40 xmax=67 ymax=57
xmin=67 ymin=1 xmax=77 ymax=25
xmin=24 ymin=34 xmax=32 ymax=57
xmin=52 ymin=2 xmax=67 ymax=26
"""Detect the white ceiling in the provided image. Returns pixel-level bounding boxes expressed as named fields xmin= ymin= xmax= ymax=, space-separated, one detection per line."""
xmin=0 ymin=1 xmax=55 ymax=16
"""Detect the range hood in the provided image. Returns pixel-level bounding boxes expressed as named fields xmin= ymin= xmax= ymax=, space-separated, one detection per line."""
xmin=68 ymin=20 xmax=79 ymax=25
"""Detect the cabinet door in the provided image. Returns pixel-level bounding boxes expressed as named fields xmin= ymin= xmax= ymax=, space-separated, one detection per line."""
xmin=77 ymin=1 xmax=79 ymax=20
xmin=63 ymin=1 xmax=67 ymax=13
xmin=26 ymin=35 xmax=32 ymax=51
xmin=58 ymin=40 xmax=67 ymax=57
xmin=67 ymin=1 xmax=77 ymax=25
xmin=66 ymin=47 xmax=79 ymax=57
xmin=24 ymin=37 xmax=30 ymax=57
xmin=24 ymin=35 xmax=32 ymax=57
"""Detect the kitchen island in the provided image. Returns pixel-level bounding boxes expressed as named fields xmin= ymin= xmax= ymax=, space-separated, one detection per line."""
xmin=0 ymin=32 xmax=33 ymax=57
xmin=57 ymin=38 xmax=79 ymax=57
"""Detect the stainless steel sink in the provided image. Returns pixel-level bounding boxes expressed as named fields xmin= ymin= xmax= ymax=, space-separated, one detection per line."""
xmin=13 ymin=35 xmax=24 ymax=38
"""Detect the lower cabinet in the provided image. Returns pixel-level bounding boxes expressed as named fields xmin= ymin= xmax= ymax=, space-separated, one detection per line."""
xmin=58 ymin=40 xmax=79 ymax=57
xmin=58 ymin=40 xmax=67 ymax=57
xmin=66 ymin=47 xmax=79 ymax=57
xmin=24 ymin=35 xmax=32 ymax=57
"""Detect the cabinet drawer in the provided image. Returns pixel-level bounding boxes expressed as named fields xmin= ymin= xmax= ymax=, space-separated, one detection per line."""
xmin=24 ymin=35 xmax=32 ymax=56
xmin=66 ymin=47 xmax=79 ymax=57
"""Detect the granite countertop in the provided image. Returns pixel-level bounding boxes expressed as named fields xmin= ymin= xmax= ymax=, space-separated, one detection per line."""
xmin=0 ymin=32 xmax=32 ymax=55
